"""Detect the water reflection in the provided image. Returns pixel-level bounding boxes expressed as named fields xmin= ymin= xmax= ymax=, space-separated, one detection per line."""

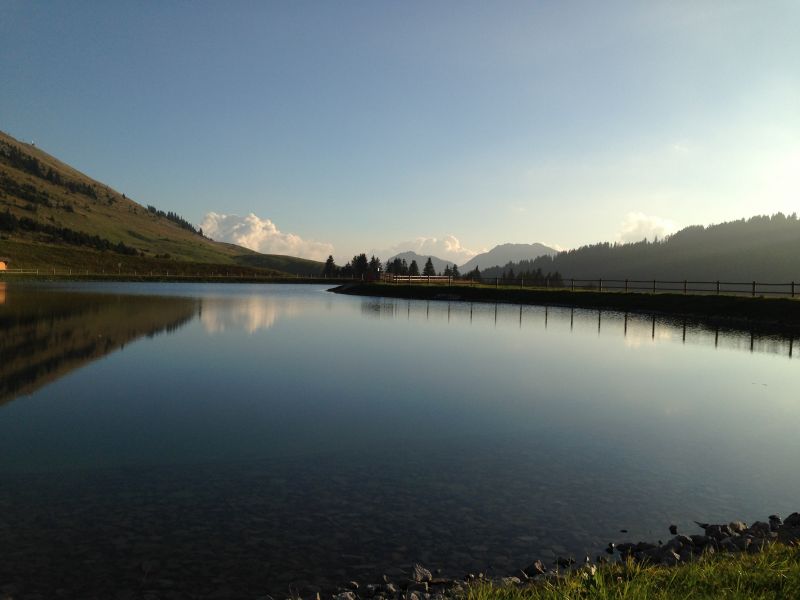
xmin=359 ymin=298 xmax=798 ymax=359
xmin=0 ymin=284 xmax=798 ymax=598
xmin=0 ymin=287 xmax=199 ymax=405
xmin=200 ymin=294 xmax=302 ymax=334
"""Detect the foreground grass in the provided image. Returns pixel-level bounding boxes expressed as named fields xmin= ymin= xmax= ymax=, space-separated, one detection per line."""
xmin=462 ymin=544 xmax=800 ymax=600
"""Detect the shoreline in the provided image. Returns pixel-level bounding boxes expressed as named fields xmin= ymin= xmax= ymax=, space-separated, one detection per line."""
xmin=329 ymin=282 xmax=800 ymax=335
xmin=0 ymin=274 xmax=345 ymax=285
xmin=324 ymin=512 xmax=800 ymax=600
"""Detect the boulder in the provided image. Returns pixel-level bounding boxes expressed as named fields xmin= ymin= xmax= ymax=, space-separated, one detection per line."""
xmin=784 ymin=513 xmax=800 ymax=528
xmin=522 ymin=560 xmax=546 ymax=577
xmin=410 ymin=564 xmax=432 ymax=583
xmin=729 ymin=521 xmax=748 ymax=534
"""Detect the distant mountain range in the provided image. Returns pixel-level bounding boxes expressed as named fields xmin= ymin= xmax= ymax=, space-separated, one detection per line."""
xmin=0 ymin=130 xmax=322 ymax=275
xmin=459 ymin=243 xmax=557 ymax=272
xmin=388 ymin=243 xmax=557 ymax=274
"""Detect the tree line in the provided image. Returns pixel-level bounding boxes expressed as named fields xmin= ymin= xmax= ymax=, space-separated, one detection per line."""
xmin=0 ymin=210 xmax=139 ymax=255
xmin=146 ymin=205 xmax=203 ymax=236
xmin=499 ymin=213 xmax=800 ymax=282
xmin=320 ymin=253 xmax=557 ymax=282
xmin=0 ymin=142 xmax=98 ymax=199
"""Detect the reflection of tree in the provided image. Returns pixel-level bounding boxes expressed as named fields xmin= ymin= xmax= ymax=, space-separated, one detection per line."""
xmin=0 ymin=289 xmax=198 ymax=405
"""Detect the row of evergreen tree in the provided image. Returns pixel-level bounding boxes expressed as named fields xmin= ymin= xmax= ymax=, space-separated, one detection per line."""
xmin=482 ymin=213 xmax=800 ymax=282
xmin=146 ymin=205 xmax=203 ymax=236
xmin=321 ymin=253 xmax=564 ymax=283
xmin=0 ymin=210 xmax=139 ymax=256
xmin=0 ymin=143 xmax=98 ymax=198
xmin=323 ymin=254 xmax=459 ymax=278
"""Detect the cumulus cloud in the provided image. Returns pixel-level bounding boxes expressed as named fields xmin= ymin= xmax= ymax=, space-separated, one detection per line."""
xmin=617 ymin=212 xmax=678 ymax=243
xmin=373 ymin=235 xmax=480 ymax=264
xmin=200 ymin=296 xmax=301 ymax=335
xmin=201 ymin=212 xmax=334 ymax=261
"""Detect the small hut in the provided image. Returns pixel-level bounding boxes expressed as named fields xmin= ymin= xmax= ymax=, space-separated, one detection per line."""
xmin=0 ymin=257 xmax=10 ymax=271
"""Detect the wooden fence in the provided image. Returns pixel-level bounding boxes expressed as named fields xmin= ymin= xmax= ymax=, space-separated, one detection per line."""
xmin=381 ymin=273 xmax=798 ymax=298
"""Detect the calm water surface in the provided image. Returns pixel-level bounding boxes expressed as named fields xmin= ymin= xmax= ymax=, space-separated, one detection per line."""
xmin=0 ymin=282 xmax=798 ymax=598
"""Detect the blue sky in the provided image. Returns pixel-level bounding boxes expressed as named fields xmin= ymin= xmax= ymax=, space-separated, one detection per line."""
xmin=2 ymin=1 xmax=798 ymax=262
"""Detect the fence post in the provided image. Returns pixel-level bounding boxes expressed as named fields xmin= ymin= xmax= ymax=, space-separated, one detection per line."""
xmin=683 ymin=280 xmax=687 ymax=294
xmin=652 ymin=279 xmax=656 ymax=293
xmin=599 ymin=278 xmax=602 ymax=292
xmin=624 ymin=278 xmax=628 ymax=293
xmin=793 ymin=282 xmax=795 ymax=298
xmin=520 ymin=278 xmax=524 ymax=289
xmin=716 ymin=281 xmax=720 ymax=295
xmin=495 ymin=277 xmax=499 ymax=289
xmin=427 ymin=275 xmax=430 ymax=285
xmin=571 ymin=278 xmax=574 ymax=292
xmin=752 ymin=281 xmax=756 ymax=297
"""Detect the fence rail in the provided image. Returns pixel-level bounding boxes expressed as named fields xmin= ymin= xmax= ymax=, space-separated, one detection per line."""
xmin=380 ymin=273 xmax=798 ymax=298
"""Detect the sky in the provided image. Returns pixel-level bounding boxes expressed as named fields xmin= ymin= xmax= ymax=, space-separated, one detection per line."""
xmin=1 ymin=1 xmax=798 ymax=263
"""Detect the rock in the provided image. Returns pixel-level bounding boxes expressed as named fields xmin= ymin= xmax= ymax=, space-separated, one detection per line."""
xmin=348 ymin=582 xmax=359 ymax=590
xmin=500 ymin=577 xmax=521 ymax=586
xmin=522 ymin=560 xmax=546 ymax=577
xmin=660 ymin=550 xmax=681 ymax=566
xmin=334 ymin=593 xmax=357 ymax=600
xmin=784 ymin=513 xmax=800 ymax=528
xmin=410 ymin=564 xmax=432 ymax=583
xmin=748 ymin=522 xmax=771 ymax=537
xmin=729 ymin=521 xmax=747 ymax=534
xmin=733 ymin=536 xmax=752 ymax=551
xmin=769 ymin=515 xmax=783 ymax=530
xmin=407 ymin=582 xmax=428 ymax=593
xmin=669 ymin=524 xmax=678 ymax=535
xmin=719 ymin=538 xmax=737 ymax=553
xmin=690 ymin=534 xmax=710 ymax=547
xmin=385 ymin=584 xmax=397 ymax=594
xmin=555 ymin=557 xmax=575 ymax=569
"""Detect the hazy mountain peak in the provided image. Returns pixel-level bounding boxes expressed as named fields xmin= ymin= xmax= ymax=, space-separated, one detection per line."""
xmin=459 ymin=243 xmax=557 ymax=271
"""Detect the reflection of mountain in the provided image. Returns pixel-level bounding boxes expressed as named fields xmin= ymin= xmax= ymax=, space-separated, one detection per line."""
xmin=0 ymin=288 xmax=199 ymax=405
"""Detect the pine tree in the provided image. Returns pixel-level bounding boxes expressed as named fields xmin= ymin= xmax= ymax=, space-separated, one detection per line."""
xmin=451 ymin=264 xmax=460 ymax=278
xmin=423 ymin=257 xmax=436 ymax=276
xmin=322 ymin=255 xmax=337 ymax=276
xmin=409 ymin=260 xmax=420 ymax=276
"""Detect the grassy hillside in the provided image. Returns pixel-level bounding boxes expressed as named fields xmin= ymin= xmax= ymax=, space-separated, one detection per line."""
xmin=0 ymin=130 xmax=323 ymax=275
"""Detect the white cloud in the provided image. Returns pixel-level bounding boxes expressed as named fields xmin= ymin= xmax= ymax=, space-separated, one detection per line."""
xmin=372 ymin=235 xmax=481 ymax=264
xmin=201 ymin=212 xmax=334 ymax=261
xmin=200 ymin=296 xmax=301 ymax=335
xmin=617 ymin=212 xmax=678 ymax=243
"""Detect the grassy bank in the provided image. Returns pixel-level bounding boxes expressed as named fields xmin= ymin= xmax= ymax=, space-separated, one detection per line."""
xmin=331 ymin=282 xmax=800 ymax=333
xmin=463 ymin=542 xmax=800 ymax=600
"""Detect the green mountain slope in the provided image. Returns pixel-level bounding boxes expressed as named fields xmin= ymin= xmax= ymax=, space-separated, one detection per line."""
xmin=0 ymin=130 xmax=323 ymax=275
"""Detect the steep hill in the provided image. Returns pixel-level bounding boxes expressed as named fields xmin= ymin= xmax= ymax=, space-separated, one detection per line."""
xmin=523 ymin=214 xmax=800 ymax=282
xmin=459 ymin=243 xmax=556 ymax=272
xmin=0 ymin=131 xmax=322 ymax=275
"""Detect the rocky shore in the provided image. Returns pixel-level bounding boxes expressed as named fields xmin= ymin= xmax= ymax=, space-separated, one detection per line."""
xmin=318 ymin=512 xmax=800 ymax=600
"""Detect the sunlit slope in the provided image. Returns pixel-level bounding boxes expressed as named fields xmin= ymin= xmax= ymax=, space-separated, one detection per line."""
xmin=0 ymin=130 xmax=323 ymax=274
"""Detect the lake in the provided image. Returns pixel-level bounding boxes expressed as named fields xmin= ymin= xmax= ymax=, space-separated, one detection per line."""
xmin=0 ymin=282 xmax=798 ymax=599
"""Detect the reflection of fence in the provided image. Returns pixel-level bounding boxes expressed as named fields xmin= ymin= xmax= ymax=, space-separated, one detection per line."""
xmin=381 ymin=273 xmax=798 ymax=298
